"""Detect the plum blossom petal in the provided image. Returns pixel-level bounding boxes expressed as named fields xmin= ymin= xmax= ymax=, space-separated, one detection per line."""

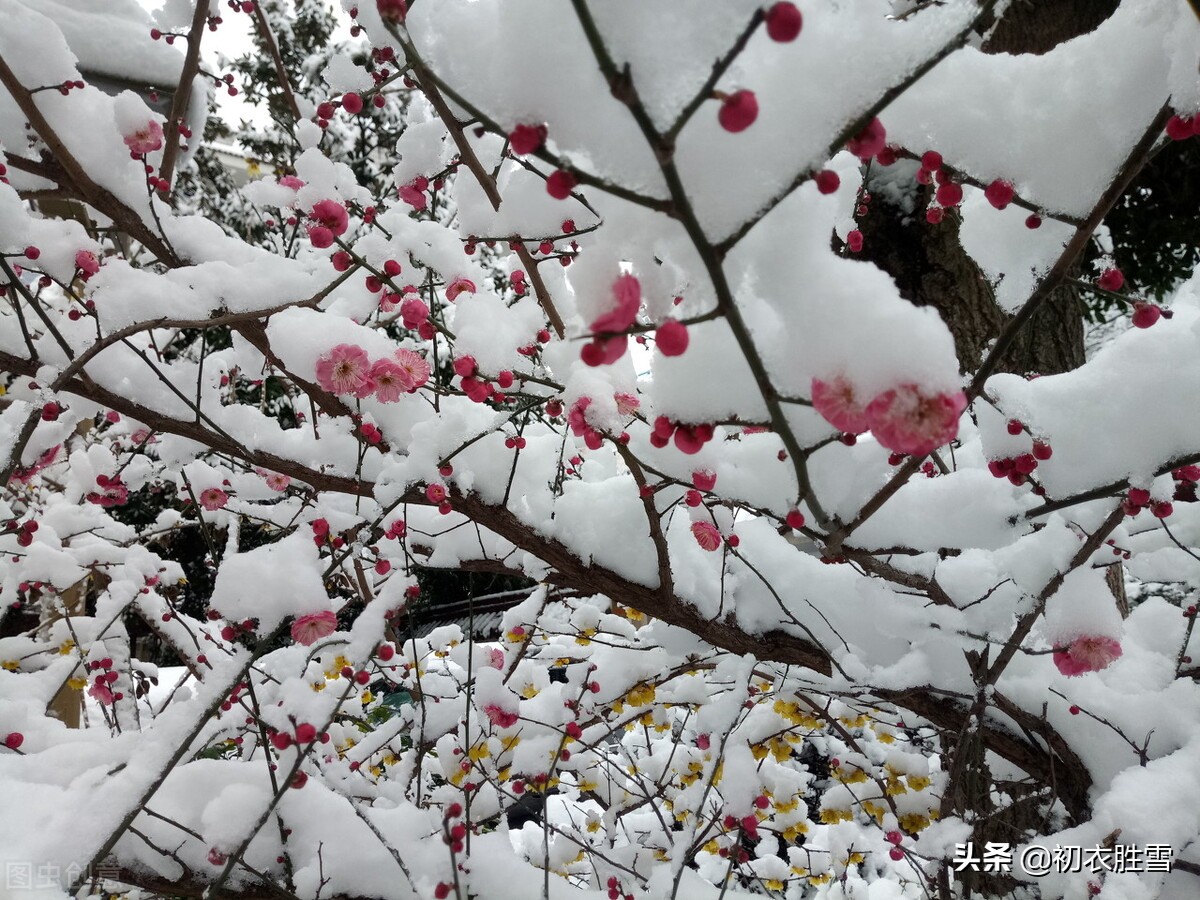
xmin=316 ymin=344 xmax=373 ymax=396
xmin=811 ymin=376 xmax=871 ymax=434
xmin=483 ymin=704 xmax=519 ymax=728
xmin=591 ymin=273 xmax=641 ymax=333
xmin=691 ymin=521 xmax=722 ymax=551
xmin=371 ymin=359 xmax=414 ymax=402
xmin=199 ymin=488 xmax=229 ymax=511
xmin=291 ymin=611 xmax=338 ymax=646
xmin=1053 ymin=635 xmax=1122 ymax=677
xmin=394 ymin=348 xmax=431 ymax=390
xmin=124 ymin=120 xmax=163 ymax=155
xmin=865 ymin=384 xmax=967 ymax=455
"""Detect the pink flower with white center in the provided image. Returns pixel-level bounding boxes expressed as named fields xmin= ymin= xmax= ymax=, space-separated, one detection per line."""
xmin=614 ymin=392 xmax=640 ymax=417
xmin=264 ymin=472 xmax=290 ymax=491
xmin=199 ymin=487 xmax=229 ymax=511
xmin=315 ymin=344 xmax=373 ymax=396
xmin=75 ymin=250 xmax=100 ymax=277
xmin=1053 ymin=635 xmax=1122 ymax=677
xmin=309 ymin=199 xmax=349 ymax=237
xmin=370 ymin=359 xmax=414 ymax=402
xmin=446 ymin=277 xmax=477 ymax=301
xmin=124 ymin=120 xmax=164 ymax=155
xmin=291 ymin=610 xmax=338 ymax=646
xmin=400 ymin=295 xmax=429 ymax=329
xmin=394 ymin=348 xmax=431 ymax=390
xmin=592 ymin=273 xmax=641 ymax=334
xmin=691 ymin=521 xmax=722 ymax=551
xmin=399 ymin=176 xmax=428 ymax=209
xmin=278 ymin=175 xmax=305 ymax=190
xmin=811 ymin=376 xmax=870 ymax=434
xmin=865 ymin=384 xmax=967 ymax=455
xmin=483 ymin=704 xmax=519 ymax=729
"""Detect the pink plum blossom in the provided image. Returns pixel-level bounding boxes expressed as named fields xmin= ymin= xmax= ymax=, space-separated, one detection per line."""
xmin=400 ymin=296 xmax=429 ymax=329
xmin=291 ymin=611 xmax=338 ymax=646
xmin=370 ymin=359 xmax=413 ymax=402
xmin=394 ymin=348 xmax=431 ymax=390
xmin=614 ymin=392 xmax=640 ymax=417
xmin=811 ymin=376 xmax=871 ymax=434
xmin=261 ymin=471 xmax=291 ymax=491
xmin=399 ymin=177 xmax=428 ymax=209
xmin=315 ymin=344 xmax=373 ymax=396
xmin=446 ymin=277 xmax=477 ymax=301
xmin=483 ymin=704 xmax=519 ymax=728
xmin=592 ymin=273 xmax=641 ymax=333
xmin=89 ymin=681 xmax=115 ymax=705
xmin=75 ymin=250 xmax=100 ymax=277
xmin=865 ymin=384 xmax=967 ymax=455
xmin=199 ymin=488 xmax=229 ymax=511
xmin=1053 ymin=635 xmax=1122 ymax=677
xmin=124 ymin=120 xmax=164 ymax=155
xmin=691 ymin=521 xmax=722 ymax=551
xmin=278 ymin=175 xmax=305 ymax=190
xmin=309 ymin=200 xmax=348 ymax=238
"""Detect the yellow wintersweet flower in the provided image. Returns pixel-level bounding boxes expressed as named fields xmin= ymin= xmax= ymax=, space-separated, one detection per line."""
xmin=907 ymin=775 xmax=932 ymax=791
xmin=2 ymin=661 xmax=20 ymax=672
xmin=819 ymin=808 xmax=853 ymax=824
xmin=782 ymin=823 xmax=809 ymax=842
xmin=58 ymin=640 xmax=75 ymax=656
xmin=67 ymin=676 xmax=87 ymax=691
xmin=765 ymin=879 xmax=785 ymax=891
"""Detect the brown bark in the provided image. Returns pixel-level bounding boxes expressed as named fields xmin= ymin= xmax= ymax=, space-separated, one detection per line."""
xmin=979 ymin=0 xmax=1121 ymax=56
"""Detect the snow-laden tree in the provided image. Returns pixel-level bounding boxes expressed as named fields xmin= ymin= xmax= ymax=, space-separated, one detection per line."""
xmin=2 ymin=1 xmax=1200 ymax=898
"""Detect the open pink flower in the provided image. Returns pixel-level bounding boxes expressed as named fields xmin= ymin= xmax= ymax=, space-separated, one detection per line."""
xmin=371 ymin=358 xmax=414 ymax=402
xmin=124 ymin=120 xmax=164 ymax=155
xmin=691 ymin=521 xmax=722 ymax=551
xmin=614 ymin=392 xmax=640 ymax=417
xmin=1053 ymin=635 xmax=1122 ymax=677
xmin=264 ymin=472 xmax=291 ymax=491
xmin=812 ymin=376 xmax=870 ymax=434
xmin=483 ymin=704 xmax=519 ymax=729
xmin=865 ymin=384 xmax=967 ymax=455
xmin=446 ymin=277 xmax=477 ymax=301
xmin=199 ymin=487 xmax=229 ymax=511
xmin=316 ymin=344 xmax=373 ymax=396
xmin=89 ymin=681 xmax=115 ymax=705
xmin=399 ymin=176 xmax=428 ymax=209
xmin=291 ymin=610 xmax=338 ymax=646
xmin=394 ymin=348 xmax=431 ymax=390
xmin=485 ymin=647 xmax=505 ymax=669
xmin=592 ymin=273 xmax=641 ymax=334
